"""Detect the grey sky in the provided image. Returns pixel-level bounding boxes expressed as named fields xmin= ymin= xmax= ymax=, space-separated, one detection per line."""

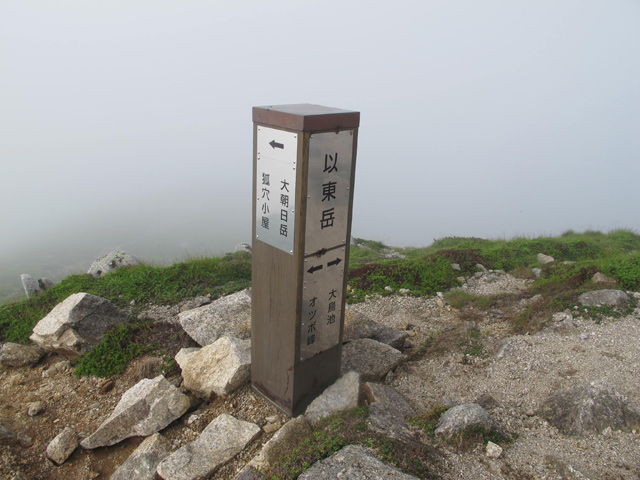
xmin=1 ymin=1 xmax=639 ymax=296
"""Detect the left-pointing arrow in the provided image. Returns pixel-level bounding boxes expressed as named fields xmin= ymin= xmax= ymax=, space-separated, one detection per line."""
xmin=269 ymin=140 xmax=284 ymax=149
xmin=307 ymin=265 xmax=323 ymax=274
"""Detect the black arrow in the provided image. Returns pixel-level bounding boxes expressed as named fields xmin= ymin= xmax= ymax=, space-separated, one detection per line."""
xmin=327 ymin=258 xmax=342 ymax=267
xmin=269 ymin=140 xmax=284 ymax=149
xmin=307 ymin=265 xmax=323 ymax=274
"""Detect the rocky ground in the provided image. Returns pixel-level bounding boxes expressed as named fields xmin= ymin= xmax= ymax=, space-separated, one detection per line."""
xmin=1 ymin=269 xmax=640 ymax=480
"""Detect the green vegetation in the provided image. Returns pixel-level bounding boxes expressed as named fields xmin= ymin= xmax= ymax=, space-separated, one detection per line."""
xmin=1 ymin=229 xmax=639 ymax=377
xmin=444 ymin=289 xmax=493 ymax=310
xmin=347 ymin=253 xmax=462 ymax=302
xmin=409 ymin=406 xmax=451 ymax=436
xmin=0 ymin=252 xmax=251 ymax=344
xmin=73 ymin=322 xmax=154 ymax=377
xmin=262 ymin=407 xmax=438 ymax=479
xmin=348 ymin=229 xmax=640 ymax=333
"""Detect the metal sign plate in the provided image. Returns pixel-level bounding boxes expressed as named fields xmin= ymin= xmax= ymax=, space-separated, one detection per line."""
xmin=304 ymin=130 xmax=354 ymax=254
xmin=300 ymin=247 xmax=345 ymax=361
xmin=256 ymin=126 xmax=298 ymax=254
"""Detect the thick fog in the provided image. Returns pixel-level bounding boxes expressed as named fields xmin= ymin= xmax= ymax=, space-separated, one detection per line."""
xmin=1 ymin=0 xmax=639 ymax=301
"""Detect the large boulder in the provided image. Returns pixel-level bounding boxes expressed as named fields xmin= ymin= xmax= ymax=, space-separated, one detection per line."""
xmin=298 ymin=444 xmax=419 ymax=479
xmin=88 ymin=251 xmax=141 ymax=278
xmin=0 ymin=343 xmax=45 ymax=368
xmin=156 ymin=413 xmax=261 ymax=480
xmin=111 ymin=433 xmax=172 ymax=480
xmin=80 ymin=375 xmax=190 ymax=449
xmin=578 ymin=289 xmax=629 ymax=307
xmin=176 ymin=336 xmax=251 ymax=399
xmin=538 ymin=380 xmax=640 ymax=435
xmin=178 ymin=289 xmax=252 ymax=346
xmin=341 ymin=338 xmax=407 ymax=382
xmin=30 ymin=293 xmax=128 ymax=356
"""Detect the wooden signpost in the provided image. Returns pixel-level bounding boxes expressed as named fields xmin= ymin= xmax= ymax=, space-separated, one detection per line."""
xmin=251 ymin=104 xmax=360 ymax=416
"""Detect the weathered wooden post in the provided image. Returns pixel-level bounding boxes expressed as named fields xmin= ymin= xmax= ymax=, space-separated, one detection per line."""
xmin=251 ymin=104 xmax=360 ymax=416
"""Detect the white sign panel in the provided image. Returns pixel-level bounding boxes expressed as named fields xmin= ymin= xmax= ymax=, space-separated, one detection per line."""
xmin=304 ymin=130 xmax=354 ymax=255
xmin=255 ymin=126 xmax=298 ymax=254
xmin=300 ymin=248 xmax=345 ymax=361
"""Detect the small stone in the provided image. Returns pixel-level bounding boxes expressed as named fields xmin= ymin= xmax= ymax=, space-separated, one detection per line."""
xmin=451 ymin=263 xmax=461 ymax=271
xmin=592 ymin=272 xmax=616 ymax=284
xmin=263 ymin=422 xmax=281 ymax=434
xmin=27 ymin=401 xmax=44 ymax=417
xmin=187 ymin=414 xmax=200 ymax=425
xmin=46 ymin=428 xmax=78 ymax=465
xmin=38 ymin=278 xmax=54 ymax=291
xmin=250 ymin=416 xmax=312 ymax=470
xmin=235 ymin=243 xmax=252 ymax=253
xmin=42 ymin=361 xmax=71 ymax=378
xmin=486 ymin=441 xmax=503 ymax=458
xmin=537 ymin=253 xmax=554 ymax=264
xmin=265 ymin=415 xmax=279 ymax=424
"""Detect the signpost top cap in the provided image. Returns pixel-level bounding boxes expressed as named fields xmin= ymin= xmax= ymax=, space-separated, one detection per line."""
xmin=253 ymin=104 xmax=360 ymax=132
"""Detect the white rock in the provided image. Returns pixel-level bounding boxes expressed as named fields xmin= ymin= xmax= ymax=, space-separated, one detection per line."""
xmin=21 ymin=274 xmax=41 ymax=298
xmin=178 ymin=289 xmax=252 ymax=346
xmin=486 ymin=441 xmax=503 ymax=458
xmin=80 ymin=375 xmax=190 ymax=449
xmin=250 ymin=416 xmax=312 ymax=469
xmin=537 ymin=253 xmax=555 ymax=264
xmin=111 ymin=433 xmax=172 ymax=480
xmin=88 ymin=251 xmax=141 ymax=278
xmin=46 ymin=428 xmax=77 ymax=465
xmin=298 ymin=444 xmax=419 ymax=479
xmin=30 ymin=293 xmax=128 ymax=356
xmin=435 ymin=403 xmax=495 ymax=437
xmin=156 ymin=414 xmax=260 ymax=480
xmin=305 ymin=371 xmax=361 ymax=425
xmin=27 ymin=401 xmax=44 ymax=417
xmin=176 ymin=336 xmax=251 ymax=399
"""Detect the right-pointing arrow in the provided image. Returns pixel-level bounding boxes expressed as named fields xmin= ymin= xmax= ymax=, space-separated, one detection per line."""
xmin=327 ymin=258 xmax=342 ymax=267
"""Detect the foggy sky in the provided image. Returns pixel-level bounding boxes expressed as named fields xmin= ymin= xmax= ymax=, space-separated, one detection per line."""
xmin=1 ymin=1 xmax=639 ymax=297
